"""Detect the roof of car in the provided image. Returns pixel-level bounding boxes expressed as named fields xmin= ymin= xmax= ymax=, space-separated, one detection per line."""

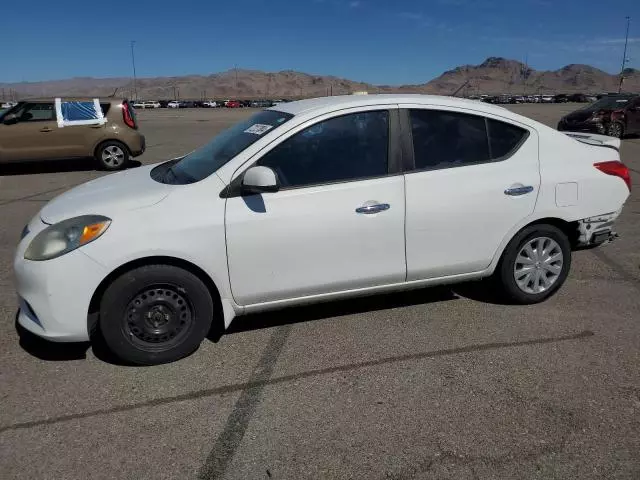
xmin=22 ymin=97 xmax=125 ymax=103
xmin=270 ymin=94 xmax=513 ymax=117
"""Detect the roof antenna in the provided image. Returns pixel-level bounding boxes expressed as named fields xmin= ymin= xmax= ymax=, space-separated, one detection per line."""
xmin=109 ymin=87 xmax=119 ymax=98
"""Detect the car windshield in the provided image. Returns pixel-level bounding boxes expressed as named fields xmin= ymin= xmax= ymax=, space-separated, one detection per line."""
xmin=581 ymin=96 xmax=633 ymax=111
xmin=156 ymin=109 xmax=293 ymax=184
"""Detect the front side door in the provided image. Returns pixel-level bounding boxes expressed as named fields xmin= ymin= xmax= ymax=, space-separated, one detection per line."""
xmin=0 ymin=102 xmax=58 ymax=161
xmin=400 ymin=105 xmax=540 ymax=280
xmin=225 ymin=108 xmax=407 ymax=306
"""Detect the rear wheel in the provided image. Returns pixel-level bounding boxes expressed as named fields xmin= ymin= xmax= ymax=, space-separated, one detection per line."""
xmin=95 ymin=141 xmax=129 ymax=171
xmin=607 ymin=121 xmax=624 ymax=139
xmin=99 ymin=265 xmax=213 ymax=365
xmin=495 ymin=224 xmax=571 ymax=304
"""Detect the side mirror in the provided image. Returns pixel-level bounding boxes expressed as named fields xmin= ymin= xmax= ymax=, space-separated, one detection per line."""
xmin=241 ymin=166 xmax=279 ymax=194
xmin=2 ymin=114 xmax=18 ymax=125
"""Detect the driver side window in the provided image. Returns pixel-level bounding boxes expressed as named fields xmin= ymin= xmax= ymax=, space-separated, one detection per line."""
xmin=15 ymin=103 xmax=55 ymax=122
xmin=257 ymin=110 xmax=389 ymax=188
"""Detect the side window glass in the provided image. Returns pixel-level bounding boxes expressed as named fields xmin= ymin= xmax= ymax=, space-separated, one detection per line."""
xmin=60 ymin=101 xmax=99 ymax=122
xmin=18 ymin=103 xmax=54 ymax=122
xmin=257 ymin=110 xmax=389 ymax=188
xmin=409 ymin=109 xmax=490 ymax=170
xmin=487 ymin=119 xmax=528 ymax=159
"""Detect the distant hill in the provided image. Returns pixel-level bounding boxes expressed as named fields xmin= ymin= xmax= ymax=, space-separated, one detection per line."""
xmin=1 ymin=57 xmax=639 ymax=100
xmin=416 ymin=57 xmax=640 ymax=95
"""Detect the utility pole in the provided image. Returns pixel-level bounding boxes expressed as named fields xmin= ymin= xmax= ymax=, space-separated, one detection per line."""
xmin=234 ymin=65 xmax=238 ymax=94
xmin=619 ymin=16 xmax=631 ymax=93
xmin=130 ymin=41 xmax=138 ymax=101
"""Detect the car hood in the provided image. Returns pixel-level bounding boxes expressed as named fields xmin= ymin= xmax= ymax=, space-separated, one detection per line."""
xmin=40 ymin=164 xmax=171 ymax=224
xmin=564 ymin=110 xmax=597 ymax=122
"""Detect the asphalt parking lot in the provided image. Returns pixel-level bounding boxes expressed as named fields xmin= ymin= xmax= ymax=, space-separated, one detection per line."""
xmin=1 ymin=103 xmax=639 ymax=480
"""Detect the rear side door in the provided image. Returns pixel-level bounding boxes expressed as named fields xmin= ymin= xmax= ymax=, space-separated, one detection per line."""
xmin=399 ymin=105 xmax=539 ymax=280
xmin=51 ymin=100 xmax=111 ymax=157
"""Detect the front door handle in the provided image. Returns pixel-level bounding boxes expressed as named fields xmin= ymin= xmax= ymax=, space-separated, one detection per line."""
xmin=504 ymin=185 xmax=534 ymax=196
xmin=39 ymin=127 xmax=52 ymax=133
xmin=356 ymin=203 xmax=390 ymax=214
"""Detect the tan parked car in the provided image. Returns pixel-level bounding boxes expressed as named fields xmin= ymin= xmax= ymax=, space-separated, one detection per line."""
xmin=0 ymin=98 xmax=145 ymax=170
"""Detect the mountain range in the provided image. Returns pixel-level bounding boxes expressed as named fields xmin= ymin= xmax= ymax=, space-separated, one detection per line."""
xmin=1 ymin=58 xmax=638 ymax=100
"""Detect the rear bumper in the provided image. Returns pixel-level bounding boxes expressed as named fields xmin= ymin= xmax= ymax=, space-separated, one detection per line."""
xmin=576 ymin=210 xmax=622 ymax=248
xmin=130 ymin=134 xmax=146 ymax=157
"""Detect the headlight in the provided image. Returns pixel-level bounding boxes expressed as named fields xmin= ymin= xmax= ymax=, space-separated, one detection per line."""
xmin=24 ymin=215 xmax=111 ymax=261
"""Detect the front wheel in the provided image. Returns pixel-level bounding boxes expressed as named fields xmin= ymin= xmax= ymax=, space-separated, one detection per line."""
xmin=99 ymin=265 xmax=214 ymax=365
xmin=495 ymin=224 xmax=571 ymax=304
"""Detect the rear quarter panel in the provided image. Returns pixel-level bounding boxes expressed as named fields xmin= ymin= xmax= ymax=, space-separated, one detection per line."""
xmin=535 ymin=127 xmax=629 ymax=221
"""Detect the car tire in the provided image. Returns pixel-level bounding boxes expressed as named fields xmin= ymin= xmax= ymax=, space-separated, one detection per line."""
xmin=495 ymin=224 xmax=571 ymax=305
xmin=95 ymin=140 xmax=130 ymax=171
xmin=99 ymin=265 xmax=214 ymax=365
xmin=607 ymin=122 xmax=624 ymax=139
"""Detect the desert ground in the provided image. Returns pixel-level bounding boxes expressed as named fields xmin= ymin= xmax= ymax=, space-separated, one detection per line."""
xmin=0 ymin=103 xmax=639 ymax=480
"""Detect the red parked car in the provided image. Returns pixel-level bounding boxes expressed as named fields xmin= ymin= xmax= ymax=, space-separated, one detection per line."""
xmin=225 ymin=100 xmax=242 ymax=108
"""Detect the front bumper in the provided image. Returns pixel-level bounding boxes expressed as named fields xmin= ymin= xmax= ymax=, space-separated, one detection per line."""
xmin=14 ymin=234 xmax=108 ymax=342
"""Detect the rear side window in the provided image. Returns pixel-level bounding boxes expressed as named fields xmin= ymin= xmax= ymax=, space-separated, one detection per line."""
xmin=409 ymin=109 xmax=490 ymax=170
xmin=409 ymin=109 xmax=528 ymax=171
xmin=487 ymin=119 xmax=528 ymax=159
xmin=60 ymin=101 xmax=99 ymax=122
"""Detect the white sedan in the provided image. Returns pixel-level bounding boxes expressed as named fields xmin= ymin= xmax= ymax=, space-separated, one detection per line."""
xmin=14 ymin=95 xmax=631 ymax=364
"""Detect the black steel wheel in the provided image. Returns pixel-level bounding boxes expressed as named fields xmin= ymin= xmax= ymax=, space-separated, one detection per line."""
xmin=99 ymin=265 xmax=214 ymax=365
xmin=124 ymin=284 xmax=194 ymax=349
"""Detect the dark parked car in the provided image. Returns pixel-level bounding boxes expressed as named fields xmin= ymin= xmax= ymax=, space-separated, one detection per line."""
xmin=557 ymin=94 xmax=640 ymax=138
xmin=567 ymin=94 xmax=589 ymax=103
xmin=250 ymin=100 xmax=273 ymax=108
xmin=553 ymin=94 xmax=569 ymax=103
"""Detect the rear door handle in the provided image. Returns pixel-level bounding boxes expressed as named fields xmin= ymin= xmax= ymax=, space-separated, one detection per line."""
xmin=356 ymin=203 xmax=390 ymax=214
xmin=504 ymin=185 xmax=534 ymax=196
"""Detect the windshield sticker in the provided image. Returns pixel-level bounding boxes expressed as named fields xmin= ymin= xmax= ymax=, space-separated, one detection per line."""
xmin=244 ymin=124 xmax=274 ymax=135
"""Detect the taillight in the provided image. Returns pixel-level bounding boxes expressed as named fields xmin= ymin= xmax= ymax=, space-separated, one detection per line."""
xmin=594 ymin=161 xmax=631 ymax=191
xmin=122 ymin=101 xmax=137 ymax=129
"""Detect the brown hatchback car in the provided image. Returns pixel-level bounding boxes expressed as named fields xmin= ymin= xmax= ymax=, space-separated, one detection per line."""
xmin=0 ymin=98 xmax=145 ymax=170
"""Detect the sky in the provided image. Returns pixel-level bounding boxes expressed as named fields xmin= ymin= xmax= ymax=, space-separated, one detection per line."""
xmin=2 ymin=0 xmax=639 ymax=85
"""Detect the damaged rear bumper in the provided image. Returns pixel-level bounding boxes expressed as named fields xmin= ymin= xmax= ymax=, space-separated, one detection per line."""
xmin=576 ymin=210 xmax=621 ymax=247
